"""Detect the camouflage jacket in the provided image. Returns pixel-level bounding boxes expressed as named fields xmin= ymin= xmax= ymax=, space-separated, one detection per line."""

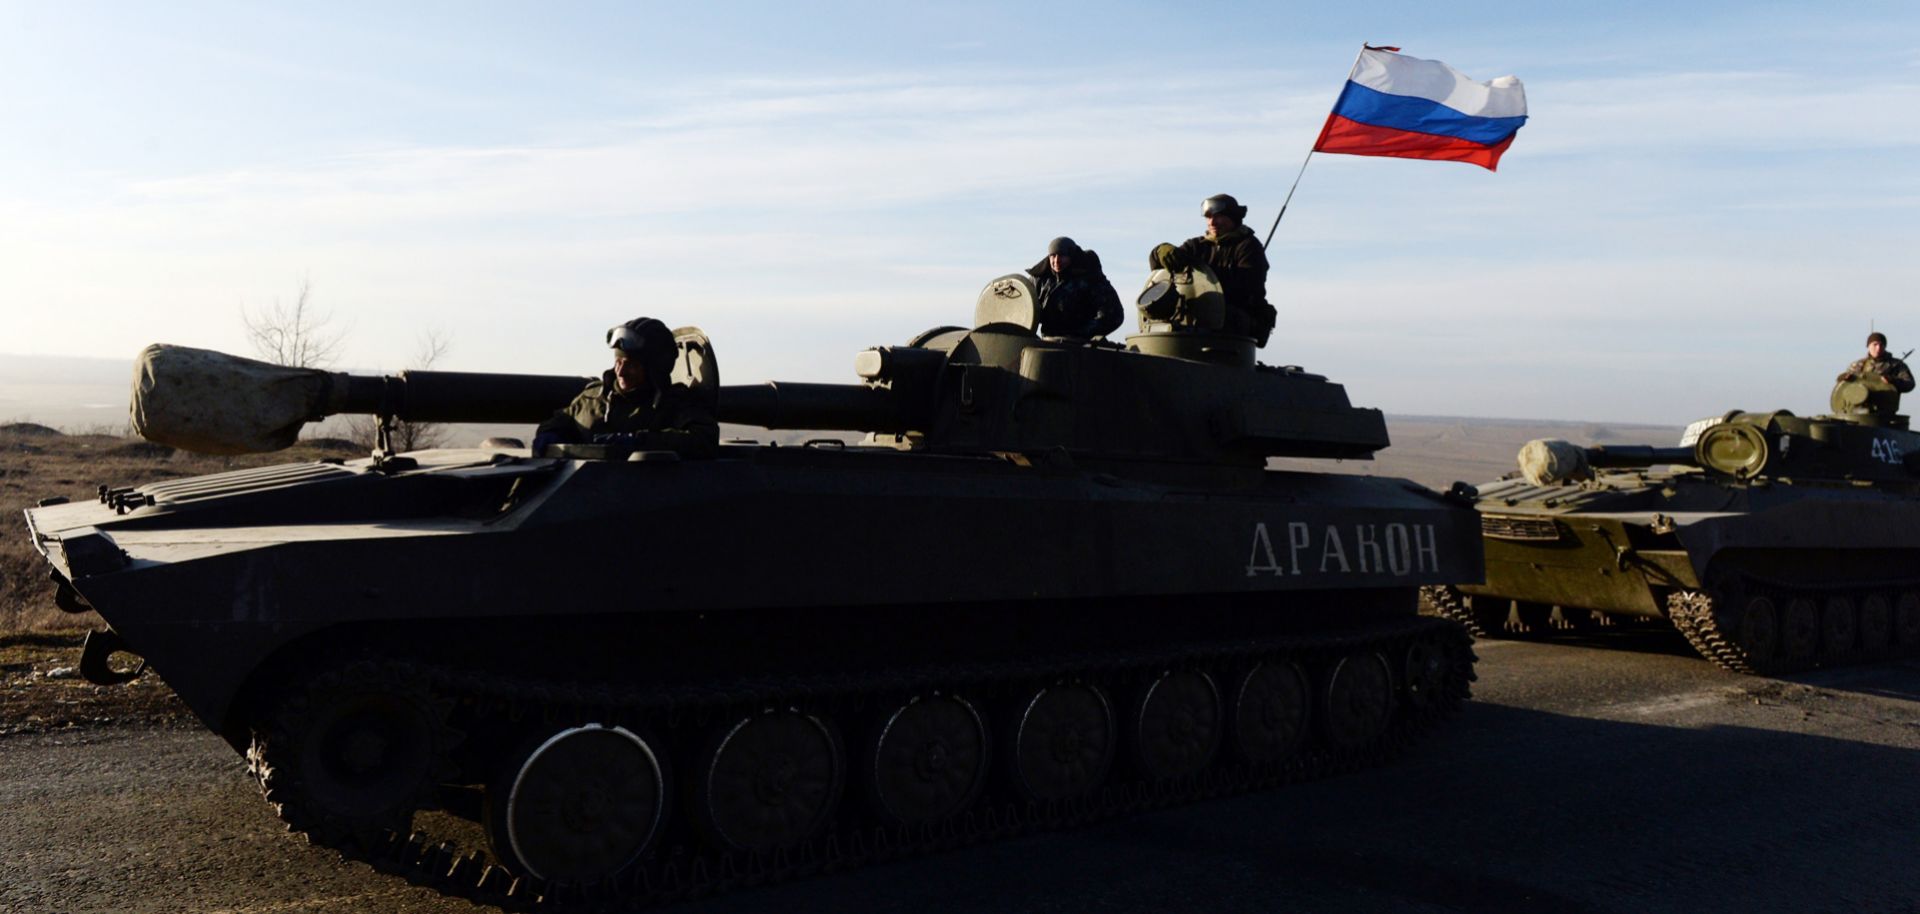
xmin=1838 ymin=355 xmax=1916 ymax=393
xmin=1174 ymin=225 xmax=1274 ymax=344
xmin=536 ymin=372 xmax=720 ymax=454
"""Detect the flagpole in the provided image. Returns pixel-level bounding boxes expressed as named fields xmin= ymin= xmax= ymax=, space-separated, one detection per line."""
xmin=1263 ymin=43 xmax=1374 ymax=251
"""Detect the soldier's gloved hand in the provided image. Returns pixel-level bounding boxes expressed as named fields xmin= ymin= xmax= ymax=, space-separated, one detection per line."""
xmin=1151 ymin=243 xmax=1187 ymax=272
xmin=530 ymin=432 xmax=561 ymax=456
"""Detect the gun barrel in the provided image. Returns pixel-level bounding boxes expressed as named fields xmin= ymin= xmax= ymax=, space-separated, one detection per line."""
xmin=717 ymin=382 xmax=915 ymax=432
xmin=336 ymin=371 xmax=591 ymax=423
xmin=1585 ymin=445 xmax=1695 ymax=468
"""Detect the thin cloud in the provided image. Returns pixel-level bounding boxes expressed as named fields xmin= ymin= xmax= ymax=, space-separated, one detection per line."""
xmin=4 ymin=55 xmax=1916 ymax=420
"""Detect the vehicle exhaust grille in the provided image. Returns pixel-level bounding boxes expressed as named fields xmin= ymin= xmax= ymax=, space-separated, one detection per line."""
xmin=1481 ymin=514 xmax=1561 ymax=542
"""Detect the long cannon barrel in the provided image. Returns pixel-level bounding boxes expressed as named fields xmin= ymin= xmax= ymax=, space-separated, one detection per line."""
xmin=1584 ymin=445 xmax=1696 ymax=468
xmin=130 ymin=344 xmax=924 ymax=455
xmin=715 ymin=382 xmax=918 ymax=433
xmin=334 ymin=371 xmax=593 ymax=423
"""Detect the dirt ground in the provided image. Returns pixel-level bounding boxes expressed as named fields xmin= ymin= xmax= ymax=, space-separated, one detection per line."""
xmin=0 ymin=634 xmax=191 ymax=736
xmin=4 ymin=636 xmax=1916 ymax=914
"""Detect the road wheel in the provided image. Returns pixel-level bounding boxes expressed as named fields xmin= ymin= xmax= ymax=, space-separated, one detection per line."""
xmin=1857 ymin=594 xmax=1892 ymax=653
xmin=486 ymin=724 xmax=666 ymax=884
xmin=1232 ymin=662 xmax=1309 ymax=763
xmin=247 ymin=662 xmax=456 ymax=851
xmin=1403 ymin=639 xmax=1453 ymax=711
xmin=1010 ymin=683 xmax=1114 ymax=802
xmin=1821 ymin=596 xmax=1858 ymax=656
xmin=869 ymin=694 xmax=988 ymax=825
xmin=1735 ymin=596 xmax=1780 ymax=664
xmin=1781 ymin=597 xmax=1821 ymax=661
xmin=1132 ymin=670 xmax=1221 ymax=780
xmin=1322 ymin=652 xmax=1393 ymax=752
xmin=696 ymin=709 xmax=842 ymax=853
xmin=1894 ymin=592 xmax=1920 ymax=647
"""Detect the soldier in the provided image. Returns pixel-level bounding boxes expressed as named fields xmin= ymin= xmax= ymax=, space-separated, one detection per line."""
xmin=1148 ymin=194 xmax=1277 ymax=345
xmin=1026 ymin=236 xmax=1123 ymax=339
xmin=533 ymin=317 xmax=719 ymax=456
xmin=1837 ymin=332 xmax=1915 ymax=393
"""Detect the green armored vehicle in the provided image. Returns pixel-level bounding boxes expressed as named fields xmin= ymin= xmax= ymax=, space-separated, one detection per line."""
xmin=1424 ymin=375 xmax=1920 ymax=674
xmin=25 ymin=276 xmax=1480 ymax=908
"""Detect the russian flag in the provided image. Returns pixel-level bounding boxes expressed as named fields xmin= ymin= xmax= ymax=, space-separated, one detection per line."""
xmin=1313 ymin=47 xmax=1528 ymax=171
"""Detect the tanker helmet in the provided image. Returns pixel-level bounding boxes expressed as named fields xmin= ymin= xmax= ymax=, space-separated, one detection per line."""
xmin=1047 ymin=236 xmax=1082 ymax=256
xmin=607 ymin=317 xmax=678 ymax=384
xmin=1201 ymin=194 xmax=1248 ymax=220
xmin=1868 ymin=331 xmax=1888 ymax=347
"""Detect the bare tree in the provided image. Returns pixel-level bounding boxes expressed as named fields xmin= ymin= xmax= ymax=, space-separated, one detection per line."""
xmin=346 ymin=329 xmax=453 ymax=452
xmin=243 ymin=276 xmax=345 ymax=368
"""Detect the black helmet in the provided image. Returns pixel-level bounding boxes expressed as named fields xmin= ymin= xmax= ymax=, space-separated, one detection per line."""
xmin=1201 ymin=194 xmax=1248 ymax=220
xmin=1046 ymin=236 xmax=1082 ymax=256
xmin=607 ymin=317 xmax=678 ymax=386
xmin=1868 ymin=331 xmax=1889 ymax=347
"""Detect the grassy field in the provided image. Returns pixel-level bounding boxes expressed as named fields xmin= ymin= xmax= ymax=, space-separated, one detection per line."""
xmin=0 ymin=423 xmax=362 ymax=633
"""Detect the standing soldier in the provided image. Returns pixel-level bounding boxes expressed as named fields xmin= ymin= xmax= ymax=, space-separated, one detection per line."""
xmin=533 ymin=316 xmax=719 ymax=457
xmin=1838 ymin=332 xmax=1915 ymax=393
xmin=1149 ymin=194 xmax=1277 ymax=345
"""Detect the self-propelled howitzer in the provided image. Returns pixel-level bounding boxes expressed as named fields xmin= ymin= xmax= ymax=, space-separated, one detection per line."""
xmin=28 ymin=283 xmax=1479 ymax=908
xmin=1425 ymin=389 xmax=1920 ymax=675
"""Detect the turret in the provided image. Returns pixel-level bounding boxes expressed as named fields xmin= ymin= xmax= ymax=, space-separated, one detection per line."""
xmin=1519 ymin=403 xmax=1920 ymax=487
xmin=130 ymin=277 xmax=1392 ymax=467
xmin=1829 ymin=375 xmax=1905 ymax=426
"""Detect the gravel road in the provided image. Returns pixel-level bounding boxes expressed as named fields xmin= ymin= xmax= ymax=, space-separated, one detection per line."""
xmin=5 ymin=630 xmax=1918 ymax=914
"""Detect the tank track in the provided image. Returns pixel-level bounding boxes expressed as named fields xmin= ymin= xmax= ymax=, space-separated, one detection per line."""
xmin=1419 ymin=585 xmax=1499 ymax=639
xmin=1667 ymin=576 xmax=1920 ymax=676
xmin=1420 ymin=585 xmax=1623 ymax=640
xmin=249 ymin=615 xmax=1473 ymax=910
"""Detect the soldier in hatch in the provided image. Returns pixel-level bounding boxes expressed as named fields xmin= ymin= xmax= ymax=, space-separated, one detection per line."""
xmin=1148 ymin=194 xmax=1277 ymax=345
xmin=1026 ymin=236 xmax=1123 ymax=339
xmin=1838 ymin=332 xmax=1915 ymax=393
xmin=533 ymin=317 xmax=719 ymax=457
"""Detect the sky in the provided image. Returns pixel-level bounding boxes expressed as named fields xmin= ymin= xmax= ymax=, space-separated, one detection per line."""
xmin=1 ymin=1 xmax=1916 ymax=425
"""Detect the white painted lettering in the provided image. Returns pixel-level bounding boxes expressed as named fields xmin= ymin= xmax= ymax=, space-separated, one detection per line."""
xmin=1287 ymin=523 xmax=1311 ymax=575
xmin=1246 ymin=523 xmax=1285 ymax=576
xmin=1319 ymin=525 xmax=1351 ymax=573
xmin=1414 ymin=524 xmax=1440 ymax=573
xmin=1386 ymin=523 xmax=1412 ymax=575
xmin=1355 ymin=525 xmax=1381 ymax=573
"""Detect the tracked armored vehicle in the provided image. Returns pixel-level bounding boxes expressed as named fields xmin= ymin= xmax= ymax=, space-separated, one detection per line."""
xmin=25 ymin=277 xmax=1479 ymax=908
xmin=1424 ymin=374 xmax=1920 ymax=675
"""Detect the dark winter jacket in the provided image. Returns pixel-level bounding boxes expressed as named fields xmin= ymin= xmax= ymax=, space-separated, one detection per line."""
xmin=1025 ymin=249 xmax=1124 ymax=339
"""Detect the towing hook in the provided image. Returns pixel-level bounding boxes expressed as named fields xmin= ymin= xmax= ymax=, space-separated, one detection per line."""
xmin=1444 ymin=480 xmax=1480 ymax=505
xmin=79 ymin=629 xmax=146 ymax=686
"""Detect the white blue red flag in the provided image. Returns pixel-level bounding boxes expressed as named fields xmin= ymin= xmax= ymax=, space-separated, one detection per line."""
xmin=1313 ymin=47 xmax=1528 ymax=171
